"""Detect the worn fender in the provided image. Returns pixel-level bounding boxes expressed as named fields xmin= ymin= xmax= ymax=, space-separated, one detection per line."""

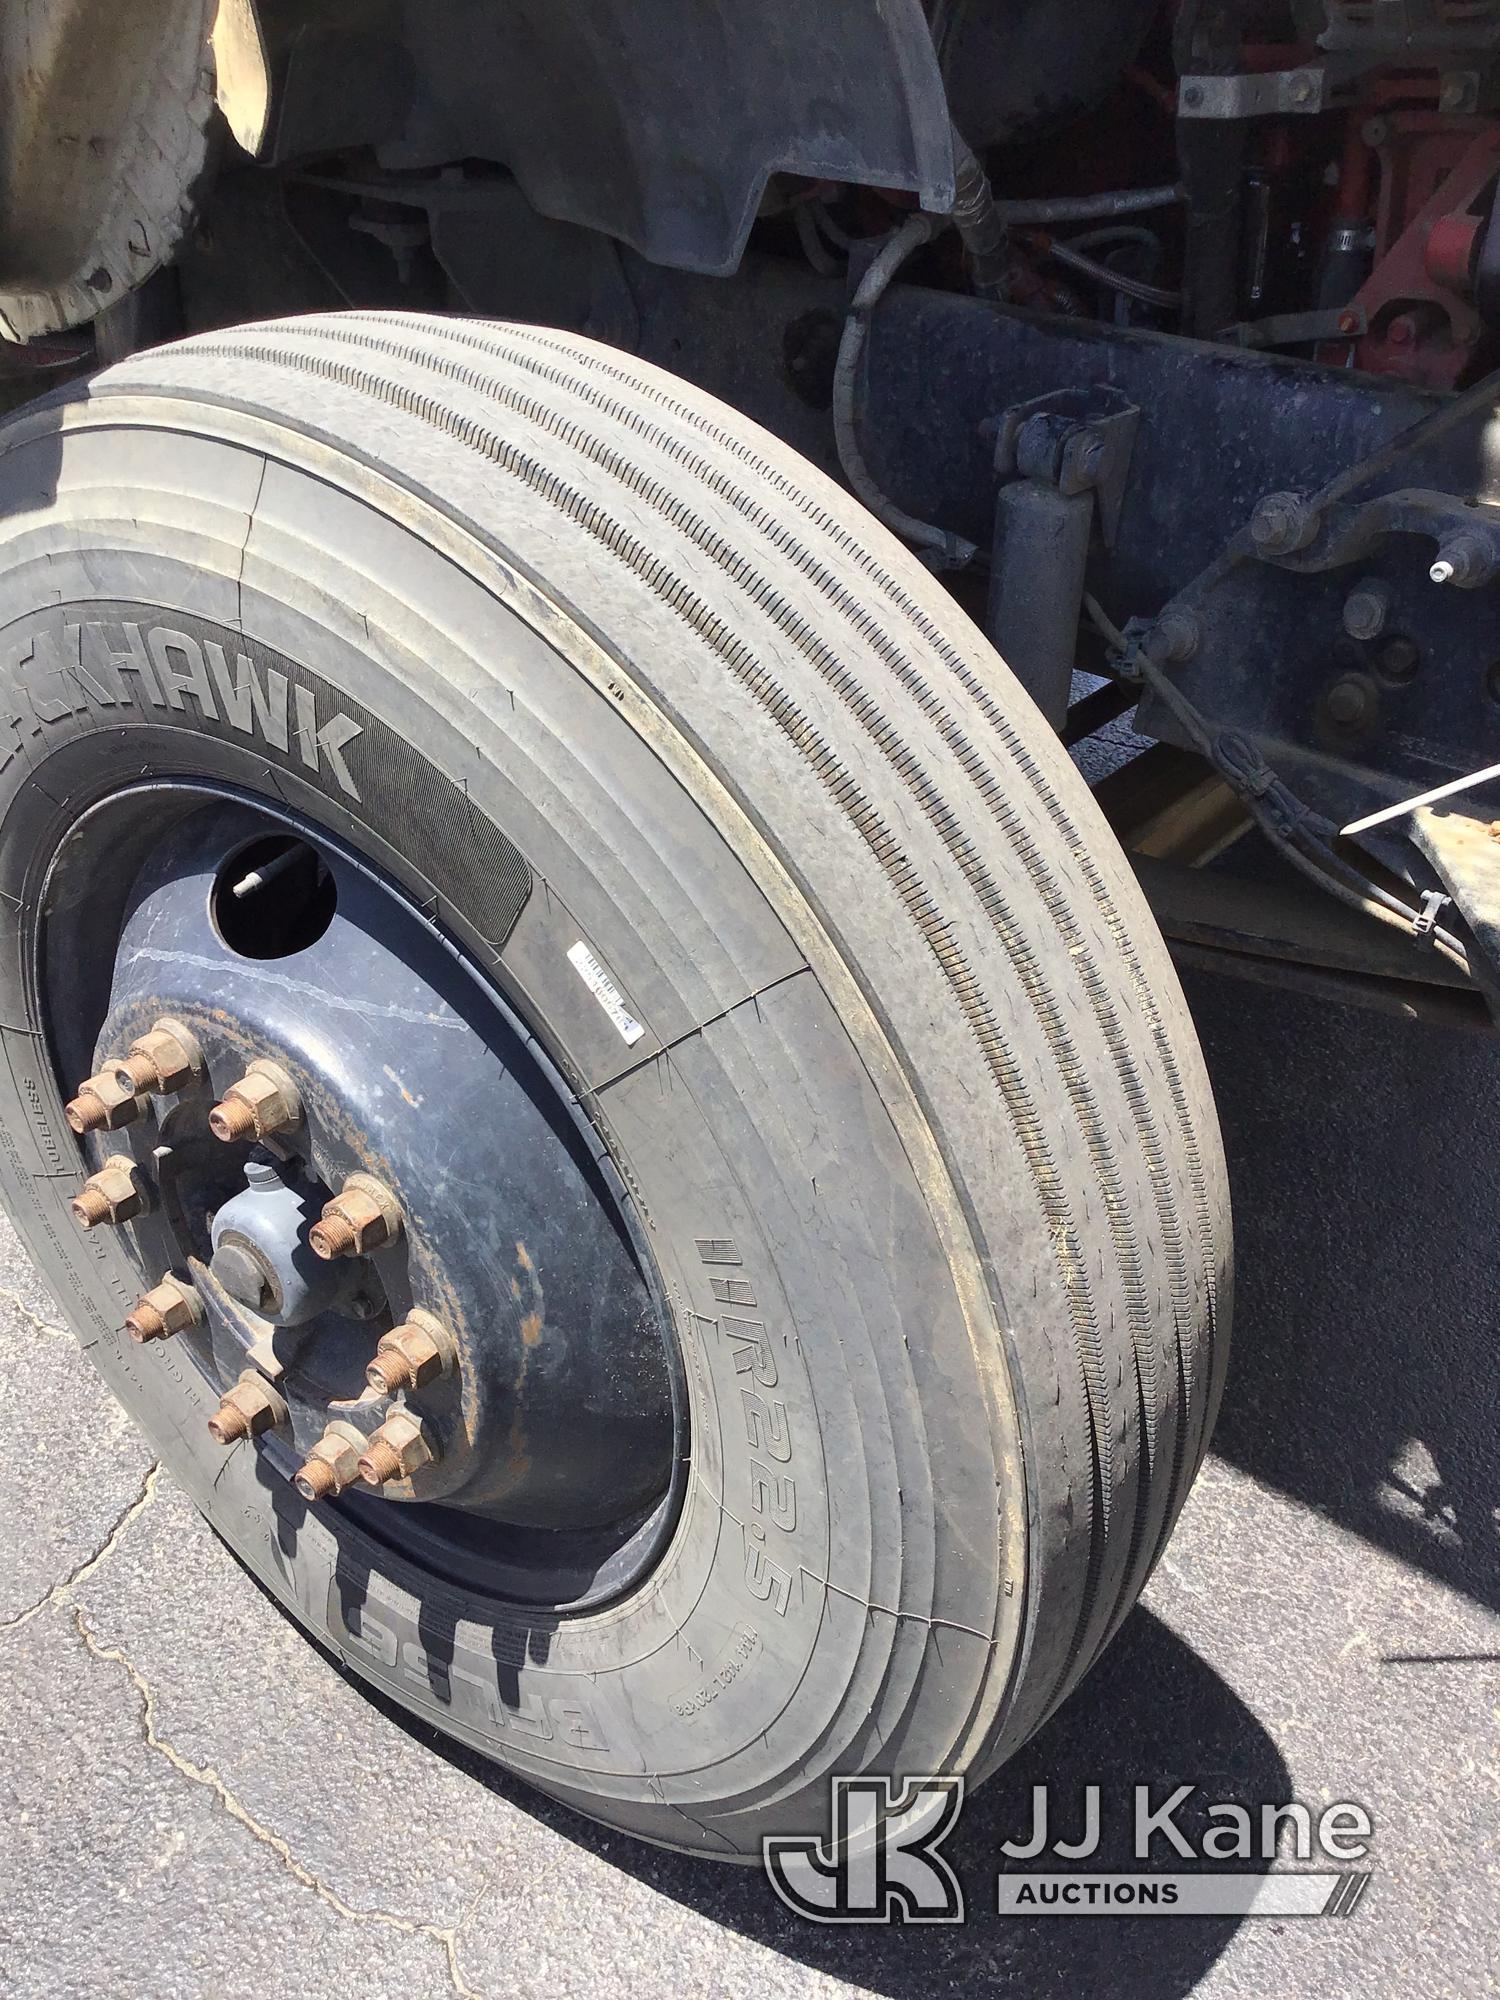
xmin=0 ymin=0 xmax=957 ymax=340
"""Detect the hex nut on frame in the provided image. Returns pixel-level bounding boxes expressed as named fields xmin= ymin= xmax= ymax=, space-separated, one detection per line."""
xmin=71 ymin=1156 xmax=147 ymax=1230
xmin=114 ymin=1017 xmax=204 ymax=1097
xmin=365 ymin=1308 xmax=456 ymax=1395
xmin=207 ymin=1370 xmax=289 ymax=1445
xmin=209 ymin=1060 xmax=302 ymax=1144
xmin=293 ymin=1422 xmax=366 ymax=1502
xmin=1341 ymin=579 xmax=1391 ymax=643
xmin=65 ymin=1067 xmax=144 ymax=1136
xmin=309 ymin=1174 xmax=403 ymax=1260
xmin=1249 ymin=490 xmax=1320 ymax=555
xmin=1146 ymin=608 xmax=1200 ymax=665
xmin=357 ymin=1408 xmax=437 ymax=1488
xmin=125 ymin=1276 xmax=205 ymax=1344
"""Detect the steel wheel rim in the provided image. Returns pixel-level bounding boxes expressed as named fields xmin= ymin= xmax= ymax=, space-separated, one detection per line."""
xmin=41 ymin=780 xmax=688 ymax=1611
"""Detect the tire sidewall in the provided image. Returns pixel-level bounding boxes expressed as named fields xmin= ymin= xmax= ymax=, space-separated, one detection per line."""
xmin=0 ymin=407 xmax=1001 ymax=1851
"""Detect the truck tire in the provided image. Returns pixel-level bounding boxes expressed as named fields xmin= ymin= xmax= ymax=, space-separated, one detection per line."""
xmin=0 ymin=313 xmax=1230 ymax=1857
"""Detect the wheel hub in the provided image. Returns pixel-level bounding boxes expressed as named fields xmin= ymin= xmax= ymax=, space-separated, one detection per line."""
xmin=55 ymin=792 xmax=680 ymax=1604
xmin=209 ymin=1154 xmax=364 ymax=1323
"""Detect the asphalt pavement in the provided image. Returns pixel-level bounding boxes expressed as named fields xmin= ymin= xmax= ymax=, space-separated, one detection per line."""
xmin=1 ymin=958 xmax=1496 ymax=2000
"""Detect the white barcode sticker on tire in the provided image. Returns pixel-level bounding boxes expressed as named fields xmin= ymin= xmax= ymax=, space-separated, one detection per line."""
xmin=567 ymin=940 xmax=646 ymax=1046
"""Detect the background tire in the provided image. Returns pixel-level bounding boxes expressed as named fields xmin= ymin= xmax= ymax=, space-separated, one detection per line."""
xmin=0 ymin=313 xmax=1230 ymax=1855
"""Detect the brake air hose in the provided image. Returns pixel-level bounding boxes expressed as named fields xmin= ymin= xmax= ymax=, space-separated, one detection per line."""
xmin=830 ymin=125 xmax=1007 ymax=569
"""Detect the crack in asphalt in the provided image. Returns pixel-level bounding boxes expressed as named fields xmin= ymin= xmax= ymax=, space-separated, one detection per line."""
xmin=0 ymin=1461 xmax=162 ymax=1635
xmin=3 ymin=1442 xmax=495 ymax=1995
xmin=70 ymin=1602 xmax=493 ymax=2000
xmin=0 ymin=1281 xmax=71 ymax=1342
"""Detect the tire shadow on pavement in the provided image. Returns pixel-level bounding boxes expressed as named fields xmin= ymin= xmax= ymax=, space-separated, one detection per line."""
xmin=323 ymin=1600 xmax=1289 ymax=2000
xmin=1183 ymin=965 xmax=1499 ymax=1619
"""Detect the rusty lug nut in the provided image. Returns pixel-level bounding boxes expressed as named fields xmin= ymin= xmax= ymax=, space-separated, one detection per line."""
xmin=356 ymin=1407 xmax=436 ymax=1488
xmin=208 ymin=1060 xmax=301 ymax=1144
xmin=293 ymin=1422 xmax=366 ymax=1502
xmin=309 ymin=1174 xmax=402 ymax=1261
xmin=113 ymin=1017 xmax=203 ymax=1097
xmin=125 ymin=1275 xmax=205 ymax=1343
xmin=365 ymin=1309 xmax=456 ymax=1395
xmin=65 ymin=1067 xmax=144 ymax=1136
xmin=71 ymin=1156 xmax=147 ymax=1230
xmin=206 ymin=1370 xmax=289 ymax=1445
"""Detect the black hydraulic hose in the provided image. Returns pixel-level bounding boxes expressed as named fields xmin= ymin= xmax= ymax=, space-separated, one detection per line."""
xmin=830 ymin=133 xmax=1189 ymax=566
xmin=1067 ymin=224 xmax=1166 ymax=256
xmin=1046 ymin=239 xmax=1183 ymax=311
xmin=996 ymin=183 xmax=1185 ymax=225
xmin=829 ymin=122 xmax=1010 ymax=568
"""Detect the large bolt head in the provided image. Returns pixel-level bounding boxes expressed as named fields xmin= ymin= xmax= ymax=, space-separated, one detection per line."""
xmin=1146 ymin=609 xmax=1200 ymax=666
xmin=71 ymin=1156 xmax=147 ymax=1230
xmin=309 ymin=1175 xmax=402 ymax=1261
xmin=209 ymin=1061 xmax=301 ymax=1144
xmin=113 ymin=1018 xmax=203 ymax=1097
xmin=65 ymin=1068 xmax=143 ymax=1136
xmin=293 ymin=1423 xmax=365 ymax=1502
xmin=206 ymin=1370 xmax=288 ymax=1445
xmin=125 ymin=1276 xmax=205 ymax=1343
xmin=356 ymin=1408 xmax=436 ymax=1487
xmin=366 ymin=1309 xmax=455 ymax=1395
xmin=1250 ymin=491 xmax=1319 ymax=555
xmin=1325 ymin=675 xmax=1374 ymax=729
xmin=1342 ymin=580 xmax=1391 ymax=643
xmin=1377 ymin=635 xmax=1420 ymax=683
